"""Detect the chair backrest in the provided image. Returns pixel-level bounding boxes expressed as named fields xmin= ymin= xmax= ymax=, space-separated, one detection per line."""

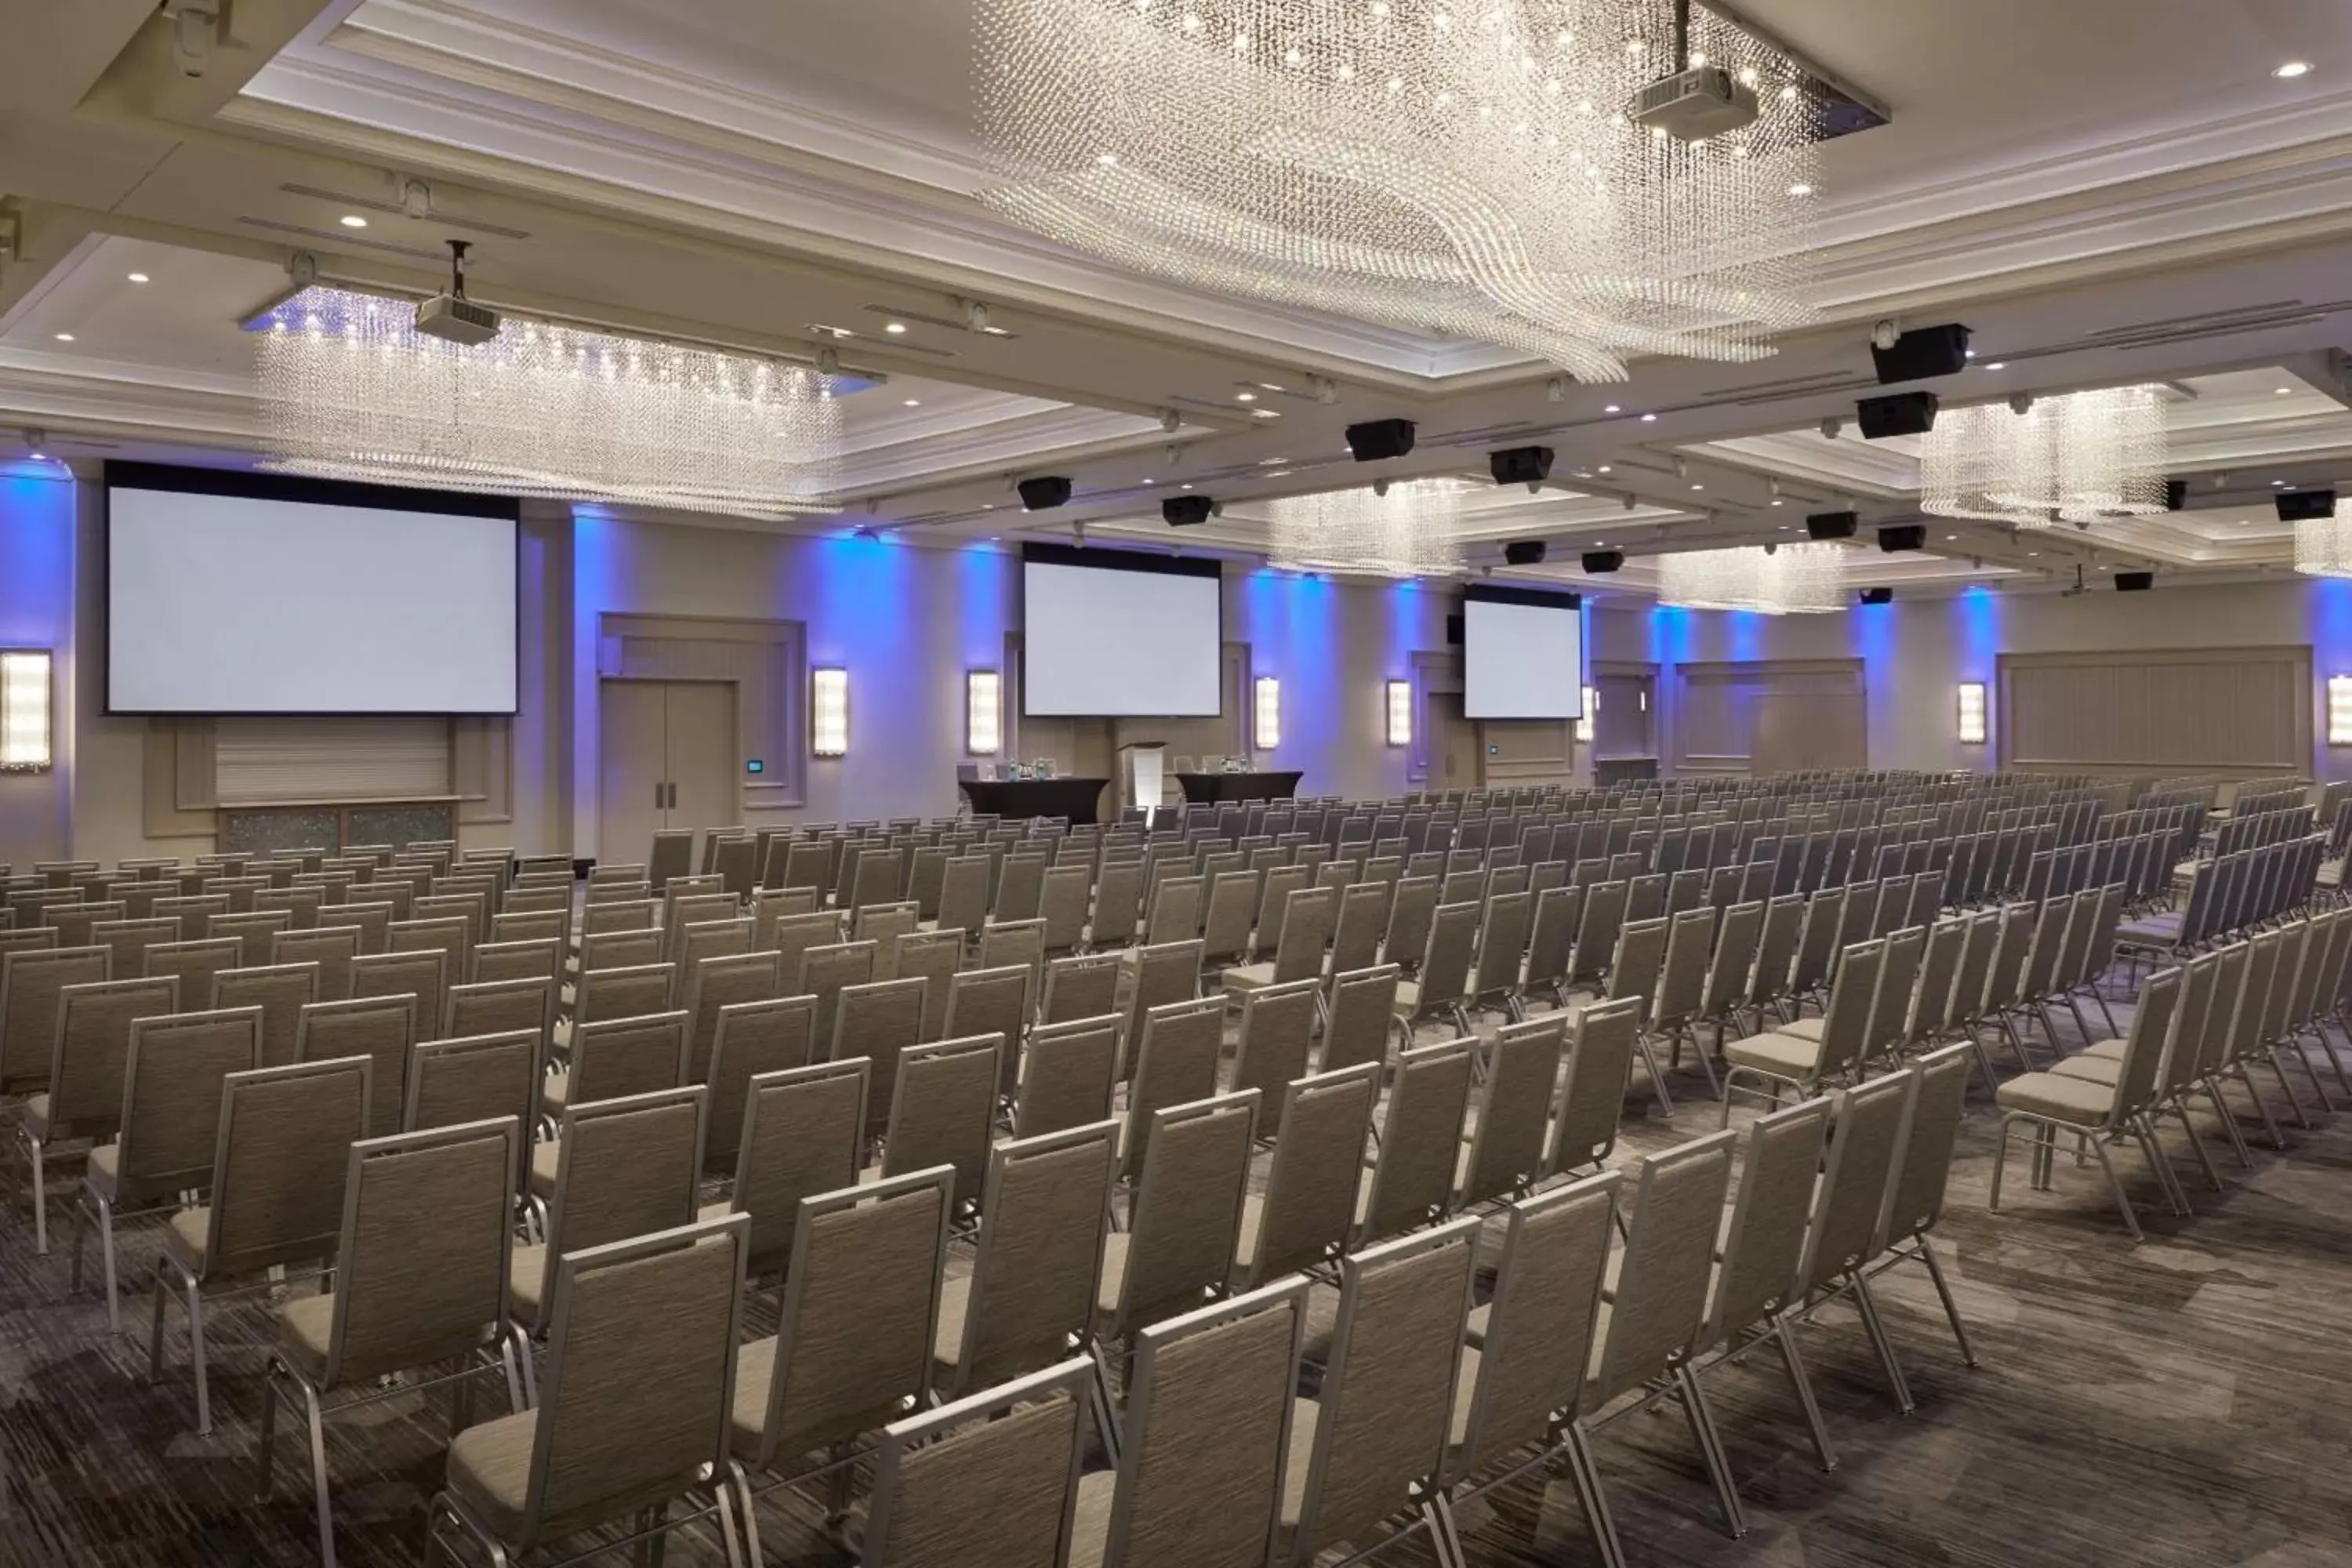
xmin=1319 ymin=964 xmax=1398 ymax=1076
xmin=1358 ymin=1037 xmax=1475 ymax=1243
xmin=724 ymin=1060 xmax=866 ymax=1280
xmin=1039 ymin=865 xmax=1094 ymax=953
xmin=1013 ymin=1011 xmax=1123 ymax=1138
xmin=405 ymin=1027 xmax=539 ymax=1167
xmin=1591 ymin=1131 xmax=1737 ymax=1404
xmin=1104 ymin=1091 xmax=1258 ymax=1339
xmin=1121 ymin=942 xmax=1201 ymax=1066
xmin=1451 ymin=1172 xmax=1621 ymax=1478
xmin=1806 ymin=938 xmax=1886 ymax=1079
xmin=1228 ymin=976 xmax=1319 ymax=1118
xmin=1876 ymin=1044 xmax=1973 ymax=1248
xmin=862 ymin=1357 xmax=1092 ymax=1568
xmin=1860 ymin=924 xmax=1927 ymax=1061
xmin=520 ymin=1214 xmax=746 ymax=1548
xmin=2 ymin=944 xmax=111 ymax=1091
xmin=568 ymin=1010 xmax=689 ymax=1105
xmin=1240 ymin=1062 xmax=1378 ymax=1288
xmin=680 ymin=949 xmax=780 ymax=1084
xmin=1267 ymin=886 xmax=1336 ymax=985
xmin=209 ymin=962 xmax=320 ymax=1070
xmin=1123 ymin=996 xmax=1228 ymax=1177
xmin=1604 ymin=916 xmax=1670 ymax=1026
xmin=2188 ymin=941 xmax=2251 ymax=1080
xmin=114 ymin=1006 xmax=266 ymax=1206
xmin=1748 ymin=894 xmax=1806 ymax=1009
xmin=824 ymin=974 xmax=924 ymax=1138
xmin=200 ymin=1054 xmax=373 ymax=1280
xmin=1650 ymin=906 xmax=1717 ymax=1029
xmin=1410 ymin=902 xmax=1479 ymax=1012
xmin=42 ymin=975 xmax=180 ymax=1134
xmin=1704 ymin=1098 xmax=1831 ymax=1348
xmin=322 ymin=1117 xmax=517 ymax=1385
xmin=756 ymin=1166 xmax=952 ymax=1467
xmin=93 ymin=917 xmax=177 ymax=982
xmin=535 ymin=1085 xmax=707 ymax=1324
xmin=1040 ymin=951 xmax=1122 ymax=1025
xmin=1289 ymin=1216 xmax=1479 ymax=1559
xmin=1327 ymin=882 xmax=1389 ymax=978
xmin=294 ymin=993 xmax=416 ymax=1139
xmin=1699 ymin=899 xmax=1764 ymax=1021
xmin=1468 ymin=891 xmax=1533 ymax=1001
xmin=1200 ymin=871 xmax=1258 ymax=966
xmin=771 ymin=909 xmax=848 ymax=995
xmin=802 ymin=938 xmax=881 ymax=1054
xmin=2107 ymin=964 xmax=2185 ymax=1118
xmin=575 ymin=960 xmax=677 ymax=1029
xmin=1546 ymin=994 xmax=1639 ymax=1175
xmin=444 ymin=975 xmax=552 ymax=1059
xmin=1381 ymin=876 xmax=1439 ymax=972
xmin=881 ymin=1033 xmax=1002 ymax=1213
xmin=272 ymin=925 xmax=361 ymax=998
xmin=1788 ymin=886 xmax=1846 ymax=996
xmin=1096 ymin=1279 xmax=1310 ymax=1568
xmin=1796 ymin=1070 xmax=1918 ymax=1296
xmin=1089 ymin=861 xmax=1145 ymax=948
xmin=1458 ymin=1015 xmax=1564 ymax=1208
xmin=945 ymin=1119 xmax=1120 ymax=1397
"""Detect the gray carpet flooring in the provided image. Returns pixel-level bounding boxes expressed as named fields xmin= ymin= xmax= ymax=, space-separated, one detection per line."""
xmin=6 ymin=981 xmax=2352 ymax=1567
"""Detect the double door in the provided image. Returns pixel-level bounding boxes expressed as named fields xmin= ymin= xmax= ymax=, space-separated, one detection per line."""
xmin=599 ymin=679 xmax=737 ymax=864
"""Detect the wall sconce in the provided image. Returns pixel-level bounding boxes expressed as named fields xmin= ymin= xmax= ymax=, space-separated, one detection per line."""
xmin=811 ymin=666 xmax=849 ymax=757
xmin=1957 ymin=681 xmax=1988 ymax=746
xmin=1384 ymin=680 xmax=1411 ymax=747
xmin=965 ymin=670 xmax=1001 ymax=755
xmin=2330 ymin=675 xmax=2352 ymax=747
xmin=1253 ymin=675 xmax=1280 ymax=750
xmin=0 ymin=650 xmax=53 ymax=771
xmin=1576 ymin=684 xmax=1597 ymax=745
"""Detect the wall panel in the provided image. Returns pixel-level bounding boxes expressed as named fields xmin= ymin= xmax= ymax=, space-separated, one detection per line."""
xmin=1998 ymin=645 xmax=2310 ymax=775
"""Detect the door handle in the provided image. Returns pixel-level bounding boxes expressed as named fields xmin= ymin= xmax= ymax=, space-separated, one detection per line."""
xmin=666 ymin=782 xmax=678 ymax=811
xmin=656 ymin=782 xmax=665 ymax=811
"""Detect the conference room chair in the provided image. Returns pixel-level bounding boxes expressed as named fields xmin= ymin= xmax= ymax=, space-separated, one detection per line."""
xmin=1439 ymin=1173 xmax=1623 ymax=1568
xmin=1278 ymin=1214 xmax=1481 ymax=1566
xmin=444 ymin=975 xmax=554 ymax=1059
xmin=1540 ymin=996 xmax=1639 ymax=1185
xmin=151 ymin=1053 xmax=372 ymax=1435
xmin=471 ymin=937 xmax=561 ymax=1000
xmin=1196 ymin=871 xmax=1258 ymax=974
xmin=291 ymin=994 xmax=416 ymax=1145
xmin=1565 ymin=878 xmax=1630 ymax=996
xmin=1356 ymin=1039 xmax=1476 ymax=1248
xmin=1318 ymin=964 xmax=1402 ymax=1076
xmin=1011 ymin=1014 xmax=1122 ymax=1140
xmin=429 ymin=1213 xmax=750 ymax=1568
xmin=210 ymin=961 xmax=319 ymax=1070
xmin=1378 ymin=874 xmax=1439 ymax=979
xmin=260 ymin=1116 xmax=522 ymax=1568
xmin=1228 ymin=977 xmax=1319 ymax=1120
xmin=992 ymin=852 xmax=1050 ymax=925
xmin=271 ymin=927 xmax=365 ymax=1002
xmin=699 ymin=996 xmax=820 ymax=1184
xmin=1515 ymin=884 xmax=1581 ymax=1014
xmin=1392 ymin=902 xmax=1477 ymax=1042
xmin=853 ymin=902 xmax=920 ymax=958
xmin=201 ymin=909 xmax=288 ymax=969
xmin=142 ymin=938 xmax=245 ymax=1031
xmin=1083 ymin=861 xmax=1145 ymax=952
xmin=1453 ymin=1015 xmax=1566 ymax=1214
xmin=1694 ymin=897 xmax=1765 ymax=1048
xmin=677 ymin=948 xmax=779 ymax=1087
xmin=857 ymin=1357 xmax=1092 ymax=1568
xmin=1721 ymin=938 xmax=1886 ymax=1126
xmin=1462 ymin=889 xmax=1534 ymax=1025
xmin=2051 ymin=948 xmax=2221 ymax=1195
xmin=1795 ymin=1070 xmax=1929 ymax=1412
xmin=935 ymin=1120 xmax=1118 ymax=1403
xmin=406 ymin=1029 xmax=542 ymax=1203
xmin=50 ymin=900 xmax=128 ymax=951
xmin=709 ymin=1059 xmax=866 ymax=1290
xmin=644 ymin=828 xmax=695 ymax=894
xmin=1231 ymin=1062 xmax=1378 ymax=1293
xmin=1120 ymin=997 xmax=1226 ymax=1180
xmin=667 ymin=902 xmax=742 ymax=971
xmin=727 ymin=1165 xmax=953 ymax=1558
xmin=829 ymin=973 xmax=927 ymax=1149
xmin=2 ymin=945 xmax=109 ymax=1101
xmin=929 ymin=855 xmax=991 ymax=941
xmin=413 ymin=892 xmax=487 ymax=956
xmin=14 ymin=975 xmax=179 ymax=1254
xmin=1648 ymin=906 xmax=1722 ymax=1093
xmin=255 ymin=885 xmax=326 ymax=933
xmin=90 ymin=916 xmax=176 ymax=982
xmin=538 ymin=1011 xmax=690 ymax=1156
xmin=1784 ymin=886 xmax=1847 ymax=1015
xmin=2215 ymin=926 xmax=2306 ymax=1141
xmin=1036 ymin=951 xmax=1117 ymax=1028
xmin=879 ymin=1033 xmax=1000 ymax=1220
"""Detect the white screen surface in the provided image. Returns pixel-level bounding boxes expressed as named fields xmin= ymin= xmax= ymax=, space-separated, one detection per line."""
xmin=108 ymin=485 xmax=517 ymax=713
xmin=1464 ymin=597 xmax=1585 ymax=719
xmin=1022 ymin=558 xmax=1222 ymax=717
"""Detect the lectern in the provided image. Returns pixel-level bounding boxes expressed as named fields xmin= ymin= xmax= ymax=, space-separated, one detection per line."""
xmin=1118 ymin=741 xmax=1167 ymax=824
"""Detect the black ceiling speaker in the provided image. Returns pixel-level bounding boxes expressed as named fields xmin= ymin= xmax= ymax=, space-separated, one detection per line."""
xmin=1502 ymin=540 xmax=1548 ymax=566
xmin=2165 ymin=479 xmax=2188 ymax=512
xmin=1345 ymin=418 xmax=1417 ymax=462
xmin=2115 ymin=571 xmax=2154 ymax=592
xmin=1870 ymin=323 xmax=1972 ymax=384
xmin=1445 ymin=612 xmax=1465 ymax=644
xmin=1581 ymin=548 xmax=1624 ymax=574
xmin=1017 ymin=475 xmax=1073 ymax=511
xmin=1856 ymin=390 xmax=1940 ymax=440
xmin=1806 ymin=510 xmax=1859 ymax=541
xmin=1161 ymin=494 xmax=1213 ymax=527
xmin=1489 ymin=445 xmax=1555 ymax=488
xmin=2278 ymin=488 xmax=2337 ymax=523
xmin=1878 ymin=523 xmax=1926 ymax=552
xmin=1858 ymin=586 xmax=1894 ymax=604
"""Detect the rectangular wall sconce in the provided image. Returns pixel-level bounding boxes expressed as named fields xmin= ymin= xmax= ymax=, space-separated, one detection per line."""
xmin=0 ymin=650 xmax=53 ymax=771
xmin=1957 ymin=681 xmax=1988 ymax=746
xmin=965 ymin=670 xmax=1001 ymax=755
xmin=1253 ymin=675 xmax=1281 ymax=750
xmin=2330 ymin=675 xmax=2352 ymax=747
xmin=1384 ymin=680 xmax=1411 ymax=747
xmin=1576 ymin=684 xmax=1597 ymax=744
xmin=811 ymin=666 xmax=849 ymax=757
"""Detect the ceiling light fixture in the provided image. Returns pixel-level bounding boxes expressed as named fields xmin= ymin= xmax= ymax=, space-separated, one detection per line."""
xmin=1603 ymin=404 xmax=1622 ymax=414
xmin=1921 ymin=384 xmax=2169 ymax=526
xmin=252 ymin=285 xmax=844 ymax=518
xmin=127 ymin=273 xmax=150 ymax=284
xmin=1641 ymin=412 xmax=1658 ymax=422
xmin=1657 ymin=542 xmax=1844 ymax=614
xmin=1268 ymin=477 xmax=1475 ymax=579
xmin=2275 ymin=60 xmax=2314 ymax=78
xmin=884 ymin=321 xmax=908 ymax=334
xmin=975 ymin=0 xmax=1828 ymax=380
xmin=903 ymin=398 xmax=921 ymax=406
xmin=339 ymin=214 xmax=368 ymax=228
xmin=52 ymin=333 xmax=73 ymax=343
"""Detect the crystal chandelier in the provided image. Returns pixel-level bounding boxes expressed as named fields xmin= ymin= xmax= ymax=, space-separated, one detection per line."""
xmin=975 ymin=0 xmax=1825 ymax=380
xmin=1266 ymin=478 xmax=1471 ymax=577
xmin=1657 ymin=542 xmax=1843 ymax=613
xmin=1920 ymin=386 xmax=2169 ymax=527
xmin=2292 ymin=501 xmax=2352 ymax=578
xmin=251 ymin=288 xmax=844 ymax=517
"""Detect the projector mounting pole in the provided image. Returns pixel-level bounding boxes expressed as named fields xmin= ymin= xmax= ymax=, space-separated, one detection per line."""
xmin=1672 ymin=0 xmax=1691 ymax=72
xmin=445 ymin=239 xmax=472 ymax=300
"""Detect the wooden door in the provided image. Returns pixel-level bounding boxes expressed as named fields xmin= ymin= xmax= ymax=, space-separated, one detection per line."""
xmin=664 ymin=681 xmax=739 ymax=836
xmin=1751 ymin=691 xmax=1867 ymax=775
xmin=599 ymin=680 xmax=669 ymax=866
xmin=1429 ymin=693 xmax=1483 ymax=789
xmin=1595 ymin=673 xmax=1655 ymax=760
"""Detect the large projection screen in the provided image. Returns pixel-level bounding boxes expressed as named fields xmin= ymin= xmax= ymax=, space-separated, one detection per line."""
xmin=1021 ymin=544 xmax=1223 ymax=717
xmin=1464 ymin=586 xmax=1585 ymax=720
xmin=106 ymin=464 xmax=520 ymax=715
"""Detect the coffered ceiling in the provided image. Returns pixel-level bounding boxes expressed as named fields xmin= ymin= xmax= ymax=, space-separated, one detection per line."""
xmin=5 ymin=0 xmax=2352 ymax=601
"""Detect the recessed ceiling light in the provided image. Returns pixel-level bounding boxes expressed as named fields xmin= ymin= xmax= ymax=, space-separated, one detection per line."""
xmin=1640 ymin=412 xmax=1657 ymax=423
xmin=1603 ymin=403 xmax=1621 ymax=413
xmin=1944 ymin=534 xmax=1958 ymax=541
xmin=1984 ymin=361 xmax=2006 ymax=371
xmin=1769 ymin=498 xmax=1784 ymax=506
xmin=1964 ymin=349 xmax=1976 ymax=359
xmin=1787 ymin=182 xmax=1814 ymax=197
xmin=53 ymin=332 xmax=74 ymax=343
xmin=126 ymin=272 xmax=150 ymax=284
xmin=884 ymin=321 xmax=907 ymax=334
xmin=982 ymin=503 xmax=996 ymax=510
xmin=339 ymin=214 xmax=368 ymax=228
xmin=2274 ymin=480 xmax=2292 ymax=488
xmin=1253 ymin=408 xmax=1280 ymax=419
xmin=1142 ymin=478 xmax=1156 ymax=485
xmin=1235 ymin=391 xmax=1257 ymax=402
xmin=2275 ymin=60 xmax=2314 ymax=78
xmin=902 ymin=398 xmax=920 ymax=406
xmin=1181 ymin=483 xmax=1193 ymax=489
xmin=1596 ymin=464 xmax=1612 ymax=474
xmin=2276 ymin=387 xmax=2295 ymax=395
xmin=2026 ymin=550 xmax=2040 ymax=557
xmin=1690 ymin=483 xmax=1704 ymax=491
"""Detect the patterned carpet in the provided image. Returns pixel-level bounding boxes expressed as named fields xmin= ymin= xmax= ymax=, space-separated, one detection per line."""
xmin=6 ymin=985 xmax=2352 ymax=1567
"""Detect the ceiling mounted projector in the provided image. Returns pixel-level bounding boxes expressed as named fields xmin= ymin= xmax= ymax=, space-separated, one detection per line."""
xmin=414 ymin=240 xmax=501 ymax=347
xmin=1161 ymin=494 xmax=1213 ymax=527
xmin=1631 ymin=65 xmax=1759 ymax=142
xmin=1345 ymin=418 xmax=1417 ymax=463
xmin=1017 ymin=475 xmax=1073 ymax=511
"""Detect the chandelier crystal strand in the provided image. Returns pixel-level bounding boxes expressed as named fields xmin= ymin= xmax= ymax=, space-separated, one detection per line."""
xmin=1656 ymin=542 xmax=1844 ymax=614
xmin=975 ymin=0 xmax=1824 ymax=379
xmin=1922 ymin=385 xmax=2169 ymax=528
xmin=2294 ymin=507 xmax=2352 ymax=578
xmin=1266 ymin=479 xmax=1471 ymax=577
xmin=252 ymin=288 xmax=844 ymax=516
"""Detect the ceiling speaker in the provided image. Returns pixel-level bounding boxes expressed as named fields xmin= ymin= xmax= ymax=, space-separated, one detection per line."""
xmin=1502 ymin=540 xmax=1547 ymax=566
xmin=1806 ymin=510 xmax=1858 ymax=541
xmin=1856 ymin=391 xmax=1940 ymax=440
xmin=1858 ymin=587 xmax=1893 ymax=604
xmin=1017 ymin=475 xmax=1072 ymax=511
xmin=1581 ymin=548 xmax=1624 ymax=574
xmin=1870 ymin=324 xmax=1972 ymax=384
xmin=2115 ymin=571 xmax=2154 ymax=592
xmin=1345 ymin=418 xmax=1417 ymax=462
xmin=2165 ymin=479 xmax=2187 ymax=512
xmin=2277 ymin=488 xmax=2337 ymax=523
xmin=1161 ymin=495 xmax=1213 ymax=526
xmin=1445 ymin=612 xmax=1465 ymax=644
xmin=1489 ymin=445 xmax=1554 ymax=488
xmin=1878 ymin=524 xmax=1926 ymax=553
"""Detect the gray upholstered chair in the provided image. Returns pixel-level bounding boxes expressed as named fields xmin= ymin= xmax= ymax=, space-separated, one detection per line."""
xmin=1319 ymin=964 xmax=1403 ymax=1076
xmin=1227 ymin=977 xmax=1319 ymax=1120
xmin=210 ymin=962 xmax=319 ymax=1070
xmin=1546 ymin=995 xmax=1639 ymax=1179
xmin=1120 ymin=997 xmax=1226 ymax=1179
xmin=1041 ymin=952 xmax=1123 ymax=1026
xmin=681 ymin=949 xmax=781 ymax=1086
xmin=880 ymin=1033 xmax=1001 ymax=1215
xmin=407 ymin=1030 xmax=543 ymax=1200
xmin=865 ymin=1357 xmax=1092 ymax=1568
xmin=1862 ymin=1043 xmax=1980 ymax=1370
xmin=273 ymin=926 xmax=362 ymax=998
xmin=1455 ymin=1014 xmax=1563 ymax=1211
xmin=15 ymin=975 xmax=178 ymax=1254
xmin=1796 ymin=1070 xmax=1926 ymax=1411
xmin=708 ymin=1060 xmax=866 ymax=1286
xmin=1230 ymin=1062 xmax=1377 ymax=1291
xmin=1721 ymin=938 xmax=1886 ymax=1126
xmin=702 ymin=995 xmax=819 ymax=1181
xmin=1356 ymin=1038 xmax=1475 ymax=1247
xmin=829 ymin=975 xmax=927 ymax=1146
xmin=295 ymin=993 xmax=416 ymax=1141
xmin=539 ymin=1010 xmax=689 ymax=1142
xmin=1013 ymin=1013 xmax=1122 ymax=1140
xmin=1 ymin=945 xmax=111 ymax=1098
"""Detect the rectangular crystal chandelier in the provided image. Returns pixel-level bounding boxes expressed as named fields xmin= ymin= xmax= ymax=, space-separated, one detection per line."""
xmin=1921 ymin=386 xmax=2169 ymax=527
xmin=252 ymin=288 xmax=844 ymax=517
xmin=1657 ymin=543 xmax=1845 ymax=614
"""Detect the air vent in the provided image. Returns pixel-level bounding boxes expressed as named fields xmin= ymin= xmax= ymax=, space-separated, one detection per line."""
xmin=276 ymin=184 xmax=532 ymax=240
xmin=2081 ymin=300 xmax=2343 ymax=353
xmin=235 ymin=217 xmax=448 ymax=263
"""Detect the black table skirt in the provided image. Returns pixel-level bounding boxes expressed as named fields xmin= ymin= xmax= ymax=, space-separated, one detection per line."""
xmin=960 ymin=777 xmax=1110 ymax=825
xmin=1174 ymin=771 xmax=1305 ymax=804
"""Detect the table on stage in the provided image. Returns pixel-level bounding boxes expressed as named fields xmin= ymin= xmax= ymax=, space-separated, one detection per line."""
xmin=959 ymin=776 xmax=1110 ymax=824
xmin=1174 ymin=770 xmax=1305 ymax=804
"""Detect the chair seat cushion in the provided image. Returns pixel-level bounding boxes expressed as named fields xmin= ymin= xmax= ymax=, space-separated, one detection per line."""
xmin=528 ymin=1140 xmax=561 ymax=1199
xmin=1068 ymin=1468 xmax=1116 ymax=1568
xmin=1095 ymin=1232 xmax=1129 ymax=1323
xmin=163 ymin=1207 xmax=211 ymax=1275
xmin=21 ymin=1092 xmax=52 ymax=1140
xmin=1721 ymin=1032 xmax=1824 ymax=1077
xmin=2050 ymin=1056 xmax=2123 ymax=1087
xmin=445 ymin=1408 xmax=539 ymax=1538
xmin=1996 ymin=1071 xmax=2115 ymax=1125
xmin=1276 ymin=1396 xmax=1320 ymax=1534
xmin=931 ymin=1273 xmax=971 ymax=1385
xmin=84 ymin=1142 xmax=120 ymax=1200
xmin=1391 ymin=981 xmax=1421 ymax=1014
xmin=1229 ymin=1192 xmax=1265 ymax=1280
xmin=729 ymin=1334 xmax=778 ymax=1454
xmin=1776 ymin=1017 xmax=1828 ymax=1043
xmin=2080 ymin=1038 xmax=2127 ymax=1061
xmin=540 ymin=1070 xmax=570 ymax=1115
xmin=510 ymin=1245 xmax=549 ymax=1328
xmin=1221 ymin=963 xmax=1276 ymax=994
xmin=280 ymin=1293 xmax=336 ymax=1383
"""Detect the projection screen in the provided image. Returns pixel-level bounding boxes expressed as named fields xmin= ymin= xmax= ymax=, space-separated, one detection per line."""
xmin=1020 ymin=544 xmax=1224 ymax=717
xmin=1463 ymin=585 xmax=1585 ymax=720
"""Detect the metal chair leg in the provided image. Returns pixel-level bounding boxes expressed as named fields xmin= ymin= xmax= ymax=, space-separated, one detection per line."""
xmin=1914 ymin=1240 xmax=1980 ymax=1370
xmin=255 ymin=1364 xmax=282 ymax=1502
xmin=1847 ymin=1272 xmax=1916 ymax=1414
xmin=1563 ymin=1423 xmax=1629 ymax=1568
xmin=24 ymin=1132 xmax=48 ymax=1257
xmin=2085 ymin=1134 xmax=2145 ymax=1243
xmin=1634 ymin=1037 xmax=1677 ymax=1119
xmin=1769 ymin=1315 xmax=1838 ymax=1471
xmin=2199 ymin=1079 xmax=2255 ymax=1168
xmin=1674 ymin=1365 xmax=1746 ymax=1538
xmin=2165 ymin=1099 xmax=2224 ymax=1192
xmin=184 ymin=1272 xmax=213 ymax=1436
xmin=303 ymin=1381 xmax=338 ymax=1568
